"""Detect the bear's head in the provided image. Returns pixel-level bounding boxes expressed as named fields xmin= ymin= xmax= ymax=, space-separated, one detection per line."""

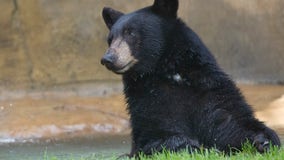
xmin=101 ymin=0 xmax=179 ymax=74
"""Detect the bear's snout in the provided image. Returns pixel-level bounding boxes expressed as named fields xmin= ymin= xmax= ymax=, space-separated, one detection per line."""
xmin=101 ymin=41 xmax=138 ymax=74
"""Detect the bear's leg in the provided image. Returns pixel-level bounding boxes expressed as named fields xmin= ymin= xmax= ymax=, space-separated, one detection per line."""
xmin=141 ymin=135 xmax=200 ymax=155
xmin=253 ymin=127 xmax=281 ymax=153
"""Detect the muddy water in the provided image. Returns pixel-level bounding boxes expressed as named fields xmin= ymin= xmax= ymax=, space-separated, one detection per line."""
xmin=0 ymin=84 xmax=284 ymax=159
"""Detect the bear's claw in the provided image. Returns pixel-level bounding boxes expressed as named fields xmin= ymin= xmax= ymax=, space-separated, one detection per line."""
xmin=253 ymin=134 xmax=270 ymax=153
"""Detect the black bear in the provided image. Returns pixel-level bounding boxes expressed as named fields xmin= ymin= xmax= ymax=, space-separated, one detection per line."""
xmin=101 ymin=0 xmax=281 ymax=157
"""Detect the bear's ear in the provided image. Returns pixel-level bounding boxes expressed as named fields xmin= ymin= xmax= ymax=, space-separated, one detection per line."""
xmin=102 ymin=7 xmax=124 ymax=30
xmin=152 ymin=0 xmax=179 ymax=18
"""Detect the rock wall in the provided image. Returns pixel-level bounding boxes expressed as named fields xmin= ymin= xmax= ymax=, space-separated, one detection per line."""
xmin=185 ymin=0 xmax=284 ymax=83
xmin=0 ymin=0 xmax=283 ymax=90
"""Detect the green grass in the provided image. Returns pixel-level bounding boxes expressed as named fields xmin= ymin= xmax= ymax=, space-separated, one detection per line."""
xmin=43 ymin=144 xmax=284 ymax=160
xmin=137 ymin=145 xmax=284 ymax=160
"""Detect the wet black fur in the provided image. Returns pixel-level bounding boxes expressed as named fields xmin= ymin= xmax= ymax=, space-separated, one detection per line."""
xmin=102 ymin=0 xmax=281 ymax=157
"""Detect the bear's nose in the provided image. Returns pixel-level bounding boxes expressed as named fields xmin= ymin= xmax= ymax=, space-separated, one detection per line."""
xmin=101 ymin=54 xmax=112 ymax=66
xmin=101 ymin=53 xmax=115 ymax=67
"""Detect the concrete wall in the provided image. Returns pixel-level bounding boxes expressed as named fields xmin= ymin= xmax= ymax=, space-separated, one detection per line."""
xmin=0 ymin=0 xmax=283 ymax=90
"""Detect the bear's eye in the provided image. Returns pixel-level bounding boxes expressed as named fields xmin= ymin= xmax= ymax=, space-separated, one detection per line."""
xmin=124 ymin=29 xmax=135 ymax=37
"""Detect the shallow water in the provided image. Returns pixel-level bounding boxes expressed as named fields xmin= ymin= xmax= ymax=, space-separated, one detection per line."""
xmin=0 ymin=135 xmax=131 ymax=160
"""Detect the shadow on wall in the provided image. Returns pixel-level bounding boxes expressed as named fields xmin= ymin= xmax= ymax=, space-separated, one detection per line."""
xmin=0 ymin=0 xmax=283 ymax=90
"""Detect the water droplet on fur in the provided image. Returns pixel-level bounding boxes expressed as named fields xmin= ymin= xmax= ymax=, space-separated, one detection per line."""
xmin=173 ymin=74 xmax=182 ymax=82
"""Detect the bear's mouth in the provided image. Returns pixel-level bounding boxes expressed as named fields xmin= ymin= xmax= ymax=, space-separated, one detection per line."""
xmin=113 ymin=60 xmax=137 ymax=74
xmin=101 ymin=54 xmax=138 ymax=74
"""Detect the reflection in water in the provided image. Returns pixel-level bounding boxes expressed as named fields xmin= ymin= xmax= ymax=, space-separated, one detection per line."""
xmin=0 ymin=94 xmax=130 ymax=143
